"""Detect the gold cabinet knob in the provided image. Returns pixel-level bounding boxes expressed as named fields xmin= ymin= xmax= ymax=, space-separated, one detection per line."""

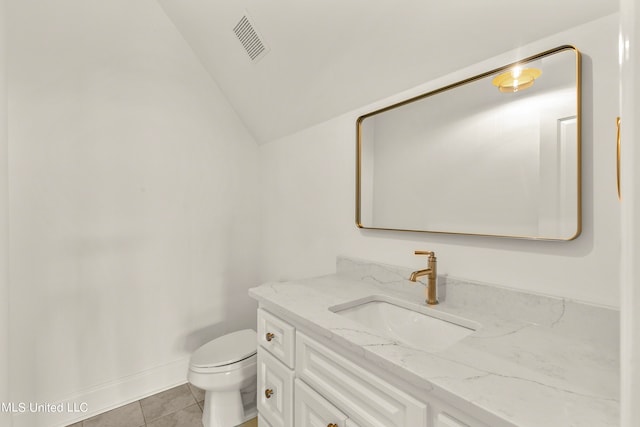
xmin=265 ymin=332 xmax=275 ymax=342
xmin=327 ymin=424 xmax=338 ymax=427
xmin=265 ymin=388 xmax=274 ymax=399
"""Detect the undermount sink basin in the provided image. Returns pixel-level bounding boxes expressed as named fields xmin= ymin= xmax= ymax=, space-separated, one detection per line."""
xmin=330 ymin=296 xmax=477 ymax=353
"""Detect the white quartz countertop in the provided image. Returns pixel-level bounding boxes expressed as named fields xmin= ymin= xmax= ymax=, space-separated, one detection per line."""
xmin=248 ymin=257 xmax=619 ymax=427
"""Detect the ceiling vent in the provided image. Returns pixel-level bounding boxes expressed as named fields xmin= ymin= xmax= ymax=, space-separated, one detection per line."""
xmin=233 ymin=14 xmax=269 ymax=62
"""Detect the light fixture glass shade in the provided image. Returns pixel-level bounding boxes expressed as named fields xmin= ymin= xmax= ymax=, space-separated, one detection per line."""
xmin=492 ymin=67 xmax=542 ymax=92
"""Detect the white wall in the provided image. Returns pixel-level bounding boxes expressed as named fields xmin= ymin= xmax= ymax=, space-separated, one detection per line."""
xmin=0 ymin=0 xmax=10 ymax=425
xmin=7 ymin=0 xmax=260 ymax=425
xmin=259 ymin=14 xmax=621 ymax=308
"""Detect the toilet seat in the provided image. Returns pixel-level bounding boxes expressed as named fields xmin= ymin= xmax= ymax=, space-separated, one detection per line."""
xmin=189 ymin=353 xmax=256 ymax=374
xmin=189 ymin=329 xmax=257 ymax=372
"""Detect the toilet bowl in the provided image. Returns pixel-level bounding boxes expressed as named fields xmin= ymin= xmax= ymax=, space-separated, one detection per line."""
xmin=188 ymin=329 xmax=257 ymax=427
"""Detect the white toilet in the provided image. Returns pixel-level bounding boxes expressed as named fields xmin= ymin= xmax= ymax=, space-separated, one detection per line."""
xmin=188 ymin=329 xmax=258 ymax=427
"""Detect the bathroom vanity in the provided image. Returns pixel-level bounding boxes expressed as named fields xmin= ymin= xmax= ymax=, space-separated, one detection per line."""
xmin=249 ymin=257 xmax=619 ymax=427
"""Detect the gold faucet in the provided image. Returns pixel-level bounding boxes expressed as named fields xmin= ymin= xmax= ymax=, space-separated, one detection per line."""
xmin=409 ymin=250 xmax=438 ymax=305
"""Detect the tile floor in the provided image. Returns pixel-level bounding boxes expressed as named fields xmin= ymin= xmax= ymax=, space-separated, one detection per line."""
xmin=65 ymin=383 xmax=257 ymax=427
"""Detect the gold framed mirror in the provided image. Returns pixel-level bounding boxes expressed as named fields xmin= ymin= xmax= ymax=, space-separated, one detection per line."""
xmin=356 ymin=46 xmax=581 ymax=240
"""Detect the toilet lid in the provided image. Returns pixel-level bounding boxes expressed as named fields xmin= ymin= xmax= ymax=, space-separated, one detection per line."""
xmin=190 ymin=329 xmax=257 ymax=368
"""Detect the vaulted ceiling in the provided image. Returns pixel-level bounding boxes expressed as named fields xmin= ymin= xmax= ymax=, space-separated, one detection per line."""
xmin=156 ymin=0 xmax=617 ymax=143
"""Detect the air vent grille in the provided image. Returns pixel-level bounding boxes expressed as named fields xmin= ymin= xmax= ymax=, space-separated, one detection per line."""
xmin=233 ymin=15 xmax=268 ymax=61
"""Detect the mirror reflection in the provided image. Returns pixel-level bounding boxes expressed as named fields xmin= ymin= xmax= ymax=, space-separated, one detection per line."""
xmin=357 ymin=46 xmax=581 ymax=240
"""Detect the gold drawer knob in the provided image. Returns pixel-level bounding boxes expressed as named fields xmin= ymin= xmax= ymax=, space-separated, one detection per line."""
xmin=265 ymin=332 xmax=275 ymax=342
xmin=327 ymin=424 xmax=338 ymax=427
xmin=265 ymin=388 xmax=274 ymax=399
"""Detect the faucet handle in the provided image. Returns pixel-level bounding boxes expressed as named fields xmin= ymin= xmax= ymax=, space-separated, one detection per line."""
xmin=414 ymin=250 xmax=435 ymax=258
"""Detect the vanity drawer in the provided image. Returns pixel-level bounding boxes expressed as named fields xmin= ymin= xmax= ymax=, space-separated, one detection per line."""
xmin=430 ymin=400 xmax=492 ymax=427
xmin=258 ymin=308 xmax=296 ymax=368
xmin=295 ymin=379 xmax=348 ymax=427
xmin=296 ymin=332 xmax=428 ymax=427
xmin=258 ymin=348 xmax=294 ymax=427
xmin=436 ymin=413 xmax=469 ymax=427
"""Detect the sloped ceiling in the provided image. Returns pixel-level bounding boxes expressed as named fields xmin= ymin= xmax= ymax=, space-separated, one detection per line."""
xmin=156 ymin=0 xmax=617 ymax=144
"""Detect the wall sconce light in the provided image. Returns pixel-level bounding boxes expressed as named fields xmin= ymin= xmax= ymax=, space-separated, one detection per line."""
xmin=492 ymin=66 xmax=542 ymax=93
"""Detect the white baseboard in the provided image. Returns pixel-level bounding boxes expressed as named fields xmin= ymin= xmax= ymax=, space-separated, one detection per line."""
xmin=11 ymin=357 xmax=190 ymax=427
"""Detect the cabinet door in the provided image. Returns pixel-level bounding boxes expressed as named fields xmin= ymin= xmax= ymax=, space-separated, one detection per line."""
xmin=295 ymin=379 xmax=348 ymax=427
xmin=258 ymin=348 xmax=295 ymax=427
xmin=258 ymin=414 xmax=273 ymax=427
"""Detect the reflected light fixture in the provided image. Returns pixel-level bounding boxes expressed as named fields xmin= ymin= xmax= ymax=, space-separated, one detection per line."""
xmin=492 ymin=66 xmax=542 ymax=93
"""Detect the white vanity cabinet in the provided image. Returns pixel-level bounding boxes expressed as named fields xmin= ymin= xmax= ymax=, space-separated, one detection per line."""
xmin=257 ymin=308 xmax=489 ymax=427
xmin=257 ymin=415 xmax=272 ymax=427
xmin=295 ymin=378 xmax=348 ymax=427
xmin=296 ymin=331 xmax=427 ymax=427
xmin=257 ymin=309 xmax=296 ymax=427
xmin=294 ymin=378 xmax=365 ymax=427
xmin=257 ymin=348 xmax=294 ymax=427
xmin=257 ymin=308 xmax=296 ymax=369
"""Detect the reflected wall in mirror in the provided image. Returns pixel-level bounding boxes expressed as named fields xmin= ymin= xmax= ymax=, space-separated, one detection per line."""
xmin=356 ymin=46 xmax=581 ymax=240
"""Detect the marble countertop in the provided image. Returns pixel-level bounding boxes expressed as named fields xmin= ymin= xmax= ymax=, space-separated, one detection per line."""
xmin=248 ymin=257 xmax=619 ymax=427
